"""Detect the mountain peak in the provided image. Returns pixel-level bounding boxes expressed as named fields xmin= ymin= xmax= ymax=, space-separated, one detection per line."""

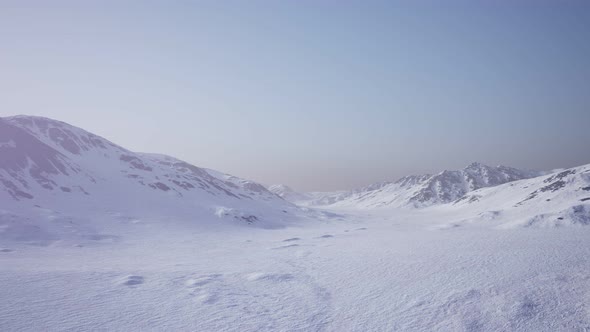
xmin=464 ymin=161 xmax=489 ymax=170
xmin=3 ymin=115 xmax=76 ymax=131
xmin=3 ymin=114 xmax=125 ymax=157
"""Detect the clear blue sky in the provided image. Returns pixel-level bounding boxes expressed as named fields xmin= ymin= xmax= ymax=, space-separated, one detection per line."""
xmin=1 ymin=0 xmax=589 ymax=191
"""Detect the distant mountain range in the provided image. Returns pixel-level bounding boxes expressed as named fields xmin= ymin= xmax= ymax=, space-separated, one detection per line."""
xmin=269 ymin=160 xmax=590 ymax=228
xmin=269 ymin=162 xmax=544 ymax=209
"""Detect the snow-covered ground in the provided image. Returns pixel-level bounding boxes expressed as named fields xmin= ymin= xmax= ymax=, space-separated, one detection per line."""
xmin=1 ymin=207 xmax=589 ymax=331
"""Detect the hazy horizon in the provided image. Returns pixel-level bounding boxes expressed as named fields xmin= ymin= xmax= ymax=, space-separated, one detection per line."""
xmin=2 ymin=0 xmax=589 ymax=191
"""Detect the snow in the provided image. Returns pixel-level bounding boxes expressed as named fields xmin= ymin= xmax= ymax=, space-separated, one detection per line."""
xmin=2 ymin=115 xmax=590 ymax=331
xmin=1 ymin=209 xmax=589 ymax=331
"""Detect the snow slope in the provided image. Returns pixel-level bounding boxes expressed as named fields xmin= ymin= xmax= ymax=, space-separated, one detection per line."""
xmin=444 ymin=163 xmax=590 ymax=229
xmin=0 ymin=115 xmax=304 ymax=245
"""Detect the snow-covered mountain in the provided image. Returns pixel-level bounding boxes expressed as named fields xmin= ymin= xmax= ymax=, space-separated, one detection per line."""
xmin=448 ymin=163 xmax=590 ymax=228
xmin=274 ymin=162 xmax=542 ymax=209
xmin=0 ymin=115 xmax=303 ymax=243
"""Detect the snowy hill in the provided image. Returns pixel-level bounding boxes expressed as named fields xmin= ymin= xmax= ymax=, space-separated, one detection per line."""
xmin=276 ymin=162 xmax=542 ymax=209
xmin=0 ymin=115 xmax=303 ymax=244
xmin=447 ymin=163 xmax=590 ymax=228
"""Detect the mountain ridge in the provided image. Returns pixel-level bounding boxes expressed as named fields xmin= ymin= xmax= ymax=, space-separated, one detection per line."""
xmin=270 ymin=162 xmax=543 ymax=209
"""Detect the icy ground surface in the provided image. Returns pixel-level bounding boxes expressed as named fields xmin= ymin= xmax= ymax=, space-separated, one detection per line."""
xmin=1 ymin=208 xmax=589 ymax=332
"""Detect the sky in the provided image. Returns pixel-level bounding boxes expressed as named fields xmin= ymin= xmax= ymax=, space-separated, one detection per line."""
xmin=1 ymin=0 xmax=589 ymax=191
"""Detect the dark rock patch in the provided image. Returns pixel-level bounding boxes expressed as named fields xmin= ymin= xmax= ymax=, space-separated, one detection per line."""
xmin=240 ymin=215 xmax=258 ymax=224
xmin=283 ymin=237 xmax=301 ymax=242
xmin=77 ymin=186 xmax=90 ymax=195
xmin=1 ymin=179 xmax=33 ymax=200
xmin=544 ymin=169 xmax=575 ymax=183
xmin=149 ymin=182 xmax=170 ymax=191
xmin=539 ymin=180 xmax=566 ymax=193
xmin=120 ymin=154 xmax=153 ymax=171
xmin=172 ymin=180 xmax=195 ymax=190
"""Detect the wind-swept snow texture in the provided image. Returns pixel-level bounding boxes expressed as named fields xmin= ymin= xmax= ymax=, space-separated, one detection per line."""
xmin=1 ymin=210 xmax=589 ymax=331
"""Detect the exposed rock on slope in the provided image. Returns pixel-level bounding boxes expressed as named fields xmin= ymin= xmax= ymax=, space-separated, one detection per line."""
xmin=451 ymin=164 xmax=590 ymax=228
